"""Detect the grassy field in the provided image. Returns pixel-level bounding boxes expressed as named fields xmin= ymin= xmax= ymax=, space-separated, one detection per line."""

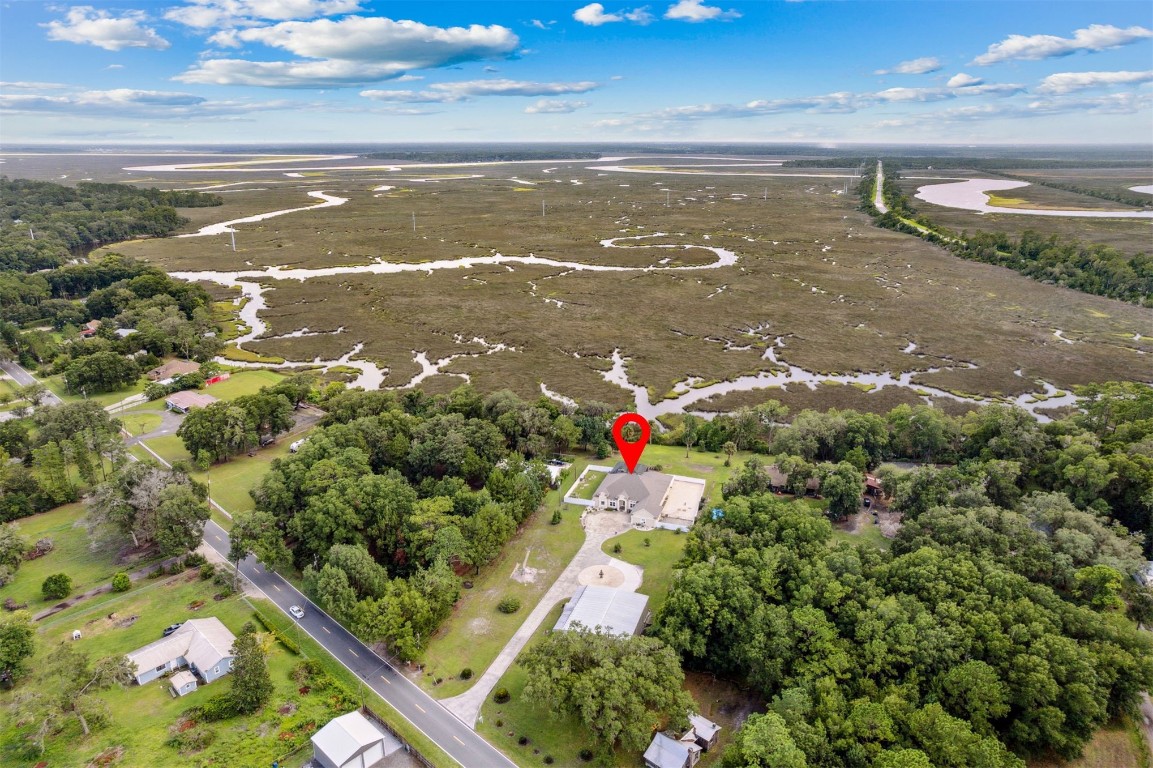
xmin=203 ymin=369 xmax=285 ymax=400
xmin=1029 ymin=718 xmax=1150 ymax=768
xmin=0 ymin=502 xmax=162 ymax=615
xmin=121 ymin=412 xmax=164 ymax=437
xmin=72 ymin=161 xmax=1147 ymax=416
xmin=418 ymin=457 xmax=590 ymax=698
xmin=641 ymin=443 xmax=752 ymax=507
xmin=602 ymin=528 xmax=686 ymax=617
xmin=567 ymin=465 xmax=608 ymax=500
xmin=830 ymin=510 xmax=892 ymax=551
xmin=476 ymin=601 xmax=610 ymax=767
xmin=2 ymin=571 xmax=457 ymax=768
xmin=42 ymin=375 xmax=150 ymax=408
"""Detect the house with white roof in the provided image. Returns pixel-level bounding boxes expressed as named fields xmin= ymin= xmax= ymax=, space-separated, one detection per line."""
xmin=125 ymin=617 xmax=236 ymax=688
xmin=311 ymin=710 xmax=404 ymax=768
xmin=644 ymin=732 xmax=701 ymax=768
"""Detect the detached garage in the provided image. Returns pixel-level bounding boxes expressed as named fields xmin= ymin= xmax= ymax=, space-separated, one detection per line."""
xmin=311 ymin=710 xmax=403 ymax=768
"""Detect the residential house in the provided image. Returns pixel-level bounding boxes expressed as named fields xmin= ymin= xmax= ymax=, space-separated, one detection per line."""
xmin=165 ymin=390 xmax=218 ymax=413
xmin=592 ymin=467 xmax=674 ymax=530
xmin=311 ymin=710 xmax=404 ymax=768
xmin=125 ymin=617 xmax=236 ymax=687
xmin=644 ymin=732 xmax=701 ymax=768
xmin=80 ymin=320 xmax=101 ymax=337
xmin=148 ymin=359 xmax=201 ymax=382
xmin=683 ymin=713 xmax=722 ymax=751
xmin=554 ymin=585 xmax=649 ymax=637
xmin=766 ymin=464 xmax=790 ymax=493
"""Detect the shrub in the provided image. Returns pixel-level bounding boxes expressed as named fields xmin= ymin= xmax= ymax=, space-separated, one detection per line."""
xmin=544 ymin=757 xmax=554 ymax=765
xmin=550 ymin=508 xmax=562 ymax=525
xmin=111 ymin=572 xmax=131 ymax=592
xmin=495 ymin=719 xmax=503 ymax=728
xmin=25 ymin=537 xmax=54 ymax=560
xmin=166 ymin=724 xmax=215 ymax=753
xmin=497 ymin=596 xmax=521 ymax=614
xmin=460 ymin=668 xmax=473 ymax=680
xmin=184 ymin=552 xmax=207 ymax=568
xmin=612 ymin=543 xmax=622 ymax=554
xmin=579 ymin=748 xmax=594 ymax=761
xmin=518 ymin=735 xmax=529 ymax=745
xmin=493 ymin=688 xmax=510 ymax=704
xmin=192 ymin=693 xmax=238 ymax=722
xmin=643 ymin=537 xmax=651 ymax=547
xmin=199 ymin=563 xmax=216 ymax=580
xmin=41 ymin=572 xmax=72 ymax=600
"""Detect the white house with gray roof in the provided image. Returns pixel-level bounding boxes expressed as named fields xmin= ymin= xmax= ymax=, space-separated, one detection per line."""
xmin=125 ymin=617 xmax=236 ymax=687
xmin=554 ymin=585 xmax=649 ymax=637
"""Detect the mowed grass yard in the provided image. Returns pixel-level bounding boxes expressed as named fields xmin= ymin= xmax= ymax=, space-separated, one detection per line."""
xmin=0 ymin=502 xmax=163 ymax=616
xmin=417 ymin=457 xmax=591 ymax=699
xmin=602 ymin=529 xmax=686 ymax=618
xmin=4 ymin=572 xmax=456 ymax=768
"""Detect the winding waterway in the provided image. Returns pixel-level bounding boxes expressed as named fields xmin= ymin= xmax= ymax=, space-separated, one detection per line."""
xmin=174 ymin=186 xmax=1081 ymax=418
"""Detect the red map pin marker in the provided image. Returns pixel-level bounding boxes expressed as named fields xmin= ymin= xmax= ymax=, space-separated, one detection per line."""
xmin=612 ymin=413 xmax=650 ymax=474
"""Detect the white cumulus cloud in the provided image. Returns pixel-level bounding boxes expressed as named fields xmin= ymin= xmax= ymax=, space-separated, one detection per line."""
xmin=664 ymin=0 xmax=740 ymax=23
xmin=873 ymin=57 xmax=942 ymax=75
xmin=946 ymin=73 xmax=983 ymax=88
xmin=973 ymin=24 xmax=1153 ymax=65
xmin=0 ymin=88 xmax=298 ymax=119
xmin=525 ymin=99 xmax=588 ymax=113
xmin=42 ymin=6 xmax=170 ymax=51
xmin=165 ymin=0 xmax=363 ymax=29
xmin=178 ymin=16 xmax=520 ymax=87
xmin=1037 ymin=70 xmax=1153 ymax=94
xmin=573 ymin=3 xmax=651 ymax=25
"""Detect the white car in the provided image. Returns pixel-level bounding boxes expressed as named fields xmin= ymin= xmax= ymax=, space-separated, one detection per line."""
xmin=289 ymin=439 xmax=306 ymax=453
xmin=288 ymin=605 xmax=305 ymax=619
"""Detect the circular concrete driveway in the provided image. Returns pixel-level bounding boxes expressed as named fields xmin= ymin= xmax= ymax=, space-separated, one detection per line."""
xmin=577 ymin=564 xmax=625 ymax=587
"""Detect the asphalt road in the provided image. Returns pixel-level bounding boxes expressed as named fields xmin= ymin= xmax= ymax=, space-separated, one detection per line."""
xmin=201 ymin=520 xmax=517 ymax=768
xmin=0 ymin=359 xmax=64 ymax=405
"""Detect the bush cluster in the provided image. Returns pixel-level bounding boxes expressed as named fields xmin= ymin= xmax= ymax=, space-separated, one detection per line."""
xmin=497 ymin=596 xmax=521 ymax=614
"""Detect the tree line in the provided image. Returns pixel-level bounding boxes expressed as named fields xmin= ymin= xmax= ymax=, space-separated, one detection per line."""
xmin=658 ymin=491 xmax=1152 ymax=768
xmin=0 ymin=177 xmax=220 ymax=270
xmin=238 ymin=386 xmax=592 ymax=659
xmin=857 ymin=164 xmax=1153 ymax=306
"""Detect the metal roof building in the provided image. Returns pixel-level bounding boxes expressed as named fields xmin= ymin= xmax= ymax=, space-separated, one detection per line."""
xmin=311 ymin=710 xmax=403 ymax=768
xmin=553 ymin=585 xmax=649 ymax=637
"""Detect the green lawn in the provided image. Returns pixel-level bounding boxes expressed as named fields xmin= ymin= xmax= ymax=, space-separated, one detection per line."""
xmin=640 ymin=444 xmax=758 ymax=507
xmin=602 ymin=529 xmax=687 ymax=618
xmin=477 ymin=601 xmax=608 ymax=767
xmin=418 ymin=456 xmax=591 ymax=698
xmin=4 ymin=573 xmax=457 ymax=768
xmin=0 ymin=502 xmax=160 ymax=614
xmin=140 ymin=433 xmax=193 ymax=465
xmin=567 ymin=465 xmax=608 ymax=500
xmin=201 ymin=369 xmax=285 ymax=400
xmin=122 ymin=412 xmax=164 ymax=437
xmin=43 ymin=374 xmax=149 ymax=408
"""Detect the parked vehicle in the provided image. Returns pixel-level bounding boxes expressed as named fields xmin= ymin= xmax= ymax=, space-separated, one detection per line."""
xmin=162 ymin=623 xmax=183 ymax=637
xmin=288 ymin=605 xmax=305 ymax=619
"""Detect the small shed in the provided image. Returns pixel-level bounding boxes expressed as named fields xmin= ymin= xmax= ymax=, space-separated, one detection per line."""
xmin=311 ymin=710 xmax=403 ymax=768
xmin=165 ymin=391 xmax=218 ymax=414
xmin=684 ymin=713 xmax=722 ymax=751
xmin=644 ymin=732 xmax=701 ymax=768
xmin=171 ymin=669 xmax=198 ymax=697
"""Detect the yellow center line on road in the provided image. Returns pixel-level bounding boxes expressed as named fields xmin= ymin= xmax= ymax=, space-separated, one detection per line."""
xmin=349 ymin=648 xmax=359 ymax=658
xmin=414 ymin=703 xmax=426 ymax=713
xmin=321 ymin=626 xmax=331 ymax=634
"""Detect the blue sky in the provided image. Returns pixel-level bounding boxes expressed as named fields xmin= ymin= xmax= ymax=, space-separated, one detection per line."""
xmin=1 ymin=0 xmax=1150 ymax=144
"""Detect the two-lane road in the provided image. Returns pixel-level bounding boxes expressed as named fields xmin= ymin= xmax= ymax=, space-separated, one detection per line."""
xmin=202 ymin=520 xmax=517 ymax=768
